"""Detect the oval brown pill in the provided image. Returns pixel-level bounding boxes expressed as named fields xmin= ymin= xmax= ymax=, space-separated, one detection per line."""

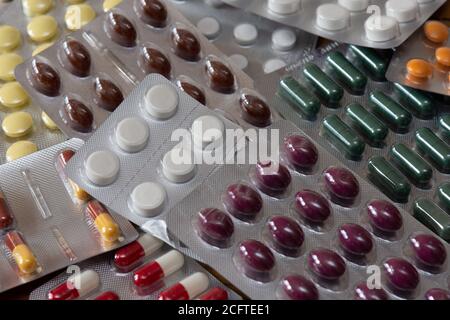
xmin=205 ymin=59 xmax=235 ymax=94
xmin=0 ymin=192 xmax=13 ymax=230
xmin=177 ymin=80 xmax=206 ymax=105
xmin=94 ymin=78 xmax=124 ymax=112
xmin=137 ymin=0 xmax=167 ymax=27
xmin=239 ymin=94 xmax=271 ymax=127
xmin=62 ymin=39 xmax=91 ymax=77
xmin=141 ymin=47 xmax=171 ymax=78
xmin=105 ymin=13 xmax=137 ymax=47
xmin=171 ymin=28 xmax=200 ymax=61
xmin=30 ymin=60 xmax=60 ymax=97
xmin=63 ymin=98 xmax=94 ymax=133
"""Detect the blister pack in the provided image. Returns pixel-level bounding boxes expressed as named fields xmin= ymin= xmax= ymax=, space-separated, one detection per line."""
xmin=0 ymin=139 xmax=138 ymax=293
xmin=222 ymin=0 xmax=446 ymax=49
xmin=171 ymin=0 xmax=317 ymax=76
xmin=166 ymin=119 xmax=450 ymax=300
xmin=30 ymin=232 xmax=242 ymax=300
xmin=386 ymin=20 xmax=450 ymax=97
xmin=254 ymin=43 xmax=450 ymax=243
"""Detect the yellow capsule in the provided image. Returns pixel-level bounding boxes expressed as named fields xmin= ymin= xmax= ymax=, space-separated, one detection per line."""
xmin=0 ymin=82 xmax=29 ymax=109
xmin=32 ymin=41 xmax=54 ymax=56
xmin=103 ymin=0 xmax=122 ymax=12
xmin=41 ymin=111 xmax=59 ymax=130
xmin=27 ymin=15 xmax=58 ymax=43
xmin=69 ymin=179 xmax=90 ymax=201
xmin=94 ymin=213 xmax=120 ymax=243
xmin=2 ymin=111 xmax=34 ymax=138
xmin=0 ymin=53 xmax=23 ymax=81
xmin=6 ymin=141 xmax=38 ymax=162
xmin=65 ymin=4 xmax=96 ymax=31
xmin=12 ymin=244 xmax=38 ymax=275
xmin=22 ymin=0 xmax=54 ymax=17
xmin=0 ymin=25 xmax=21 ymax=53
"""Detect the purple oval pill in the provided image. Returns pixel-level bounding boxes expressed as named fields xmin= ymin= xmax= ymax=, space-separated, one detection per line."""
xmin=307 ymin=248 xmax=346 ymax=280
xmin=425 ymin=288 xmax=450 ymax=300
xmin=354 ymin=282 xmax=388 ymax=300
xmin=237 ymin=240 xmax=275 ymax=282
xmin=197 ymin=208 xmax=234 ymax=248
xmin=294 ymin=190 xmax=331 ymax=223
xmin=266 ymin=216 xmax=304 ymax=257
xmin=367 ymin=200 xmax=403 ymax=234
xmin=338 ymin=223 xmax=373 ymax=256
xmin=280 ymin=275 xmax=318 ymax=300
xmin=409 ymin=234 xmax=447 ymax=268
xmin=252 ymin=161 xmax=291 ymax=197
xmin=383 ymin=258 xmax=419 ymax=292
xmin=323 ymin=166 xmax=359 ymax=207
xmin=223 ymin=183 xmax=263 ymax=222
xmin=283 ymin=135 xmax=318 ymax=172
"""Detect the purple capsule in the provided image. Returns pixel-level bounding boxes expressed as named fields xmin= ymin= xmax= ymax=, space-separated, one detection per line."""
xmin=294 ymin=190 xmax=331 ymax=223
xmin=236 ymin=240 xmax=275 ymax=282
xmin=425 ymin=288 xmax=450 ymax=300
xmin=338 ymin=223 xmax=373 ymax=257
xmin=323 ymin=166 xmax=359 ymax=207
xmin=196 ymin=208 xmax=234 ymax=248
xmin=280 ymin=275 xmax=318 ymax=300
xmin=307 ymin=248 xmax=346 ymax=281
xmin=367 ymin=200 xmax=403 ymax=234
xmin=266 ymin=216 xmax=304 ymax=257
xmin=383 ymin=258 xmax=419 ymax=293
xmin=252 ymin=161 xmax=291 ymax=197
xmin=409 ymin=234 xmax=447 ymax=268
xmin=283 ymin=135 xmax=318 ymax=173
xmin=223 ymin=183 xmax=263 ymax=222
xmin=354 ymin=282 xmax=389 ymax=300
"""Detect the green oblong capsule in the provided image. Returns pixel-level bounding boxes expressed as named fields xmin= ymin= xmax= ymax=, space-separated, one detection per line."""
xmin=413 ymin=198 xmax=450 ymax=241
xmin=390 ymin=143 xmax=433 ymax=187
xmin=394 ymin=83 xmax=434 ymax=119
xmin=349 ymin=45 xmax=388 ymax=81
xmin=303 ymin=63 xmax=344 ymax=105
xmin=368 ymin=156 xmax=411 ymax=203
xmin=415 ymin=128 xmax=450 ymax=173
xmin=279 ymin=76 xmax=321 ymax=119
xmin=438 ymin=183 xmax=450 ymax=211
xmin=326 ymin=51 xmax=367 ymax=94
xmin=346 ymin=103 xmax=388 ymax=145
xmin=369 ymin=90 xmax=412 ymax=132
xmin=439 ymin=115 xmax=450 ymax=141
xmin=322 ymin=114 xmax=365 ymax=160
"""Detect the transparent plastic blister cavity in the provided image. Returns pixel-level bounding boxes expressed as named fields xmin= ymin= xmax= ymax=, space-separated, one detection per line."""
xmin=253 ymin=43 xmax=450 ymax=244
xmin=29 ymin=232 xmax=242 ymax=300
xmin=222 ymin=0 xmax=446 ymax=49
xmin=166 ymin=119 xmax=450 ymax=300
xmin=171 ymin=0 xmax=318 ymax=76
xmin=0 ymin=139 xmax=138 ymax=293
xmin=386 ymin=20 xmax=450 ymax=96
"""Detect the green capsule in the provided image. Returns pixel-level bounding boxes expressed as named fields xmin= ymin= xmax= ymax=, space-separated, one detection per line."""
xmin=439 ymin=115 xmax=450 ymax=140
xmin=279 ymin=76 xmax=321 ymax=119
xmin=322 ymin=114 xmax=365 ymax=160
xmin=368 ymin=156 xmax=411 ymax=203
xmin=303 ymin=63 xmax=344 ymax=106
xmin=326 ymin=51 xmax=367 ymax=94
xmin=438 ymin=183 xmax=450 ymax=211
xmin=413 ymin=198 xmax=450 ymax=241
xmin=346 ymin=103 xmax=388 ymax=145
xmin=415 ymin=128 xmax=450 ymax=173
xmin=390 ymin=143 xmax=433 ymax=187
xmin=394 ymin=84 xmax=434 ymax=119
xmin=349 ymin=45 xmax=388 ymax=81
xmin=369 ymin=90 xmax=412 ymax=132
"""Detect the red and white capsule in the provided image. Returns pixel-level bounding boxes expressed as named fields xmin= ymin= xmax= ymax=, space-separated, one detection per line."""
xmin=94 ymin=291 xmax=120 ymax=300
xmin=158 ymin=272 xmax=210 ymax=300
xmin=48 ymin=269 xmax=100 ymax=300
xmin=197 ymin=287 xmax=229 ymax=300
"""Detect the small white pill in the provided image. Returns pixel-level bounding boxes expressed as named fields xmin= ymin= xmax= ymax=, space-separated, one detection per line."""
xmin=268 ymin=0 xmax=301 ymax=15
xmin=228 ymin=54 xmax=248 ymax=70
xmin=115 ymin=117 xmax=149 ymax=153
xmin=144 ymin=84 xmax=178 ymax=120
xmin=365 ymin=15 xmax=398 ymax=42
xmin=233 ymin=23 xmax=258 ymax=45
xmin=130 ymin=182 xmax=166 ymax=217
xmin=263 ymin=58 xmax=286 ymax=74
xmin=162 ymin=147 xmax=196 ymax=183
xmin=191 ymin=115 xmax=225 ymax=150
xmin=197 ymin=17 xmax=221 ymax=39
xmin=85 ymin=150 xmax=120 ymax=186
xmin=272 ymin=28 xmax=296 ymax=51
xmin=337 ymin=0 xmax=369 ymax=12
xmin=385 ymin=0 xmax=419 ymax=23
xmin=316 ymin=4 xmax=350 ymax=31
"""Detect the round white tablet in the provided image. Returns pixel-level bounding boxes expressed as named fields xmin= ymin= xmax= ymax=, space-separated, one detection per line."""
xmin=197 ymin=17 xmax=221 ymax=39
xmin=365 ymin=15 xmax=398 ymax=42
xmin=316 ymin=4 xmax=350 ymax=31
xmin=272 ymin=28 xmax=296 ymax=51
xmin=337 ymin=0 xmax=369 ymax=12
xmin=130 ymin=182 xmax=166 ymax=217
xmin=162 ymin=147 xmax=196 ymax=183
xmin=385 ymin=0 xmax=418 ymax=23
xmin=268 ymin=0 xmax=301 ymax=15
xmin=115 ymin=117 xmax=149 ymax=153
xmin=85 ymin=150 xmax=119 ymax=186
xmin=144 ymin=84 xmax=178 ymax=120
xmin=191 ymin=115 xmax=225 ymax=149
xmin=263 ymin=58 xmax=286 ymax=74
xmin=228 ymin=54 xmax=248 ymax=70
xmin=233 ymin=23 xmax=258 ymax=46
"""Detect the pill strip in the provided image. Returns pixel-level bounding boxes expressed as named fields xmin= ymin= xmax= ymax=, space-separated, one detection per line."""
xmin=166 ymin=119 xmax=450 ymax=300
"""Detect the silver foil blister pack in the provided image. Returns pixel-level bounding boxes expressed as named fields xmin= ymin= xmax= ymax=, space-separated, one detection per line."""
xmin=222 ymin=0 xmax=446 ymax=49
xmin=0 ymin=139 xmax=138 ymax=293
xmin=166 ymin=119 xmax=450 ymax=300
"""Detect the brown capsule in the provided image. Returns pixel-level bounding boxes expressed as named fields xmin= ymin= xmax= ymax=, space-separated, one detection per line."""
xmin=141 ymin=47 xmax=171 ymax=78
xmin=62 ymin=40 xmax=91 ymax=77
xmin=30 ymin=60 xmax=60 ymax=97
xmin=138 ymin=0 xmax=167 ymax=28
xmin=94 ymin=78 xmax=124 ymax=112
xmin=239 ymin=94 xmax=272 ymax=127
xmin=63 ymin=98 xmax=94 ymax=133
xmin=177 ymin=81 xmax=206 ymax=105
xmin=205 ymin=59 xmax=235 ymax=94
xmin=105 ymin=13 xmax=137 ymax=47
xmin=171 ymin=28 xmax=201 ymax=61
